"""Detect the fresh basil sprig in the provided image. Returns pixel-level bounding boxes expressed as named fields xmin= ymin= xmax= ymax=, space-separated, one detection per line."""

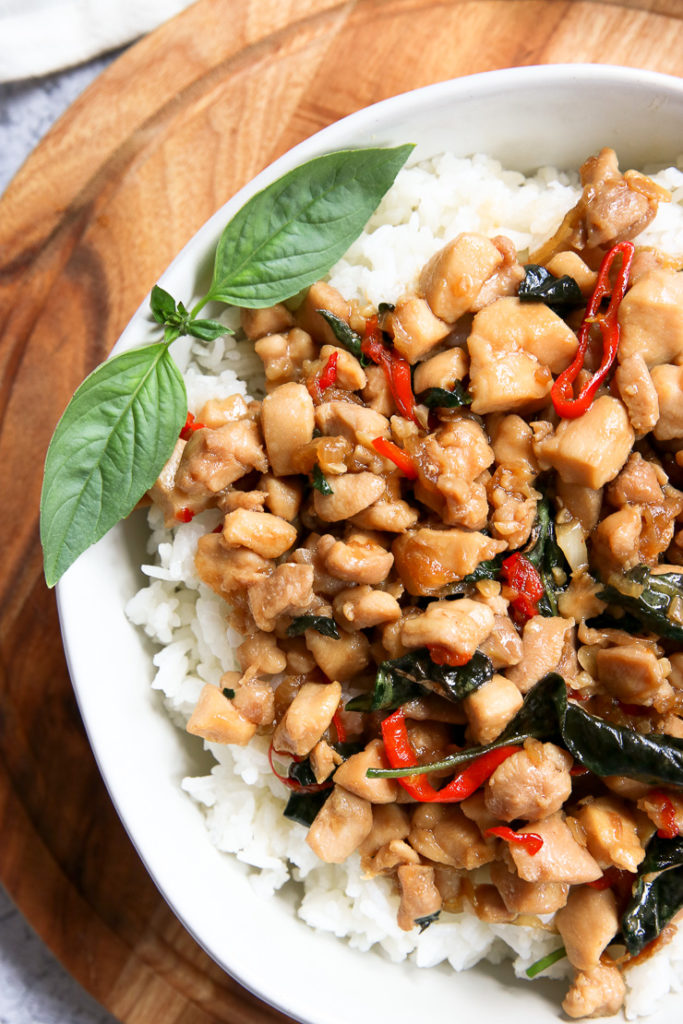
xmin=40 ymin=146 xmax=413 ymax=586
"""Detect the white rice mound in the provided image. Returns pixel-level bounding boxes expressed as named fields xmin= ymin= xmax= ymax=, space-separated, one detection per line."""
xmin=125 ymin=152 xmax=683 ymax=1018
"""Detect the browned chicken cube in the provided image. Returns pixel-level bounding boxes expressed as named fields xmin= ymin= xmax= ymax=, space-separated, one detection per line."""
xmin=272 ymin=680 xmax=342 ymax=757
xmin=306 ymin=785 xmax=373 ymax=863
xmin=396 ymin=864 xmax=443 ymax=931
xmin=187 ymin=684 xmax=257 ymax=745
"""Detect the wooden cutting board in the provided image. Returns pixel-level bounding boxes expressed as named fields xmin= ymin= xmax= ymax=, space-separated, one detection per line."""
xmin=1 ymin=1 xmax=682 ymax=1021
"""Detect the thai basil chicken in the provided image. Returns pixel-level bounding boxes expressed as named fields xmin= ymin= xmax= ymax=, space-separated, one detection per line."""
xmin=147 ymin=149 xmax=683 ymax=1019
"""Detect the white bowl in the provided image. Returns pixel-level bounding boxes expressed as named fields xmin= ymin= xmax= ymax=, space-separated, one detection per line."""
xmin=57 ymin=65 xmax=683 ymax=1024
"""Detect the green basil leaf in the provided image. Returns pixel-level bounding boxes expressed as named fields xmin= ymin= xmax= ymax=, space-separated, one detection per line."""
xmin=41 ymin=344 xmax=187 ymax=587
xmin=598 ymin=566 xmax=683 ymax=642
xmin=286 ymin=614 xmax=340 ymax=639
xmin=518 ymin=265 xmax=584 ymax=313
xmin=317 ymin=309 xmax=363 ymax=357
xmin=417 ymin=383 xmax=473 ymax=409
xmin=186 ymin=318 xmax=233 ymax=341
xmin=150 ymin=284 xmax=177 ymax=324
xmin=312 ymin=465 xmax=334 ymax=495
xmin=205 ymin=146 xmax=414 ymax=308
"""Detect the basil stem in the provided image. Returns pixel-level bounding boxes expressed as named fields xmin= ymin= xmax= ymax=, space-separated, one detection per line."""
xmin=526 ymin=947 xmax=567 ymax=978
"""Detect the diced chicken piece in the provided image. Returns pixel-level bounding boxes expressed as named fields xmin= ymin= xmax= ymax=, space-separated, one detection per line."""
xmin=488 ymin=413 xmax=539 ymax=480
xmin=351 ymin=492 xmax=419 ymax=533
xmin=359 ymin=804 xmax=411 ymax=859
xmin=366 ymin=839 xmax=420 ymax=876
xmin=333 ymin=739 xmax=399 ymax=804
xmin=296 ymin=280 xmax=351 ymax=347
xmin=248 ymin=563 xmax=315 ymax=631
xmin=603 ymin=775 xmax=652 ymax=802
xmin=222 ymin=508 xmax=297 ymax=558
xmin=607 ymin=452 xmax=664 ymax=506
xmin=272 ymin=680 xmax=342 ymax=757
xmin=668 ymin=652 xmax=683 ymax=691
xmin=556 ymin=887 xmax=620 ymax=971
xmin=637 ymin=789 xmax=683 ymax=837
xmin=310 ymin=740 xmax=343 ymax=783
xmin=400 ymin=598 xmax=494 ymax=662
xmin=306 ymin=785 xmax=373 ymax=863
xmin=232 ymin=677 xmax=275 ymax=727
xmin=535 ymin=396 xmax=634 ymax=489
xmin=175 ymin=421 xmax=268 ymax=496
xmin=409 ymin=804 xmax=496 ymax=870
xmin=197 ymin=394 xmax=250 ymax=427
xmin=651 ymin=363 xmax=683 ymax=440
xmin=562 ymin=964 xmax=625 ymax=1020
xmin=546 ymin=250 xmax=597 ymax=296
xmin=305 ymin=627 xmax=371 ymax=683
xmin=314 ymin=471 xmax=386 ymax=522
xmin=614 ymin=354 xmax=660 ymax=435
xmin=255 ymin=328 xmax=316 ymax=386
xmin=427 ymin=417 xmax=495 ymax=480
xmin=261 ymin=382 xmax=315 ymax=476
xmin=485 ymin=741 xmax=573 ymax=822
xmin=315 ymin=400 xmax=390 ymax=443
xmin=385 ymin=296 xmax=450 ymax=363
xmin=392 ymin=528 xmax=507 ymax=596
xmin=487 ymin=466 xmax=539 ymax=549
xmin=591 ymin=506 xmax=643 ymax=576
xmin=658 ymin=713 xmax=683 ymax=739
xmin=240 ymin=303 xmax=294 ymax=340
xmin=581 ymin=148 xmax=659 ymax=248
xmin=323 ymin=530 xmax=394 ymax=585
xmin=362 ymin=364 xmax=395 ymax=417
xmin=464 ymin=884 xmax=516 ymax=924
xmin=506 ymin=813 xmax=602 ymax=884
xmin=195 ymin=534 xmax=273 ymax=598
xmin=506 ymin=616 xmax=575 ymax=693
xmin=463 ymin=673 xmax=524 ymax=745
xmin=575 ymin=796 xmax=646 ymax=872
xmin=555 ymin=479 xmax=603 ymax=533
xmin=148 ymin=438 xmax=213 ymax=525
xmin=413 ymin=347 xmax=469 ymax=394
xmin=596 ymin=643 xmax=674 ymax=710
xmin=459 ymin=790 xmax=499 ymax=833
xmin=319 ymin=344 xmax=367 ymax=391
xmin=479 ymin=616 xmax=523 ymax=670
xmin=419 ymin=233 xmax=504 ymax=323
xmin=333 ymin=585 xmax=402 ymax=630
xmin=258 ymin=473 xmax=303 ymax=521
xmin=490 ymin=861 xmax=569 ymax=915
xmin=467 ymin=297 xmax=578 ymax=414
xmin=618 ymin=269 xmax=683 ymax=368
xmin=219 ymin=490 xmax=267 ymax=513
xmin=396 ymin=865 xmax=443 ymax=931
xmin=470 ymin=234 xmax=525 ymax=311
xmin=237 ymin=631 xmax=287 ymax=676
xmin=187 ymin=684 xmax=257 ymax=745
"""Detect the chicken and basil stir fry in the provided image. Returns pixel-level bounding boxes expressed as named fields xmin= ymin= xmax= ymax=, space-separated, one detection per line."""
xmin=148 ymin=148 xmax=683 ymax=1019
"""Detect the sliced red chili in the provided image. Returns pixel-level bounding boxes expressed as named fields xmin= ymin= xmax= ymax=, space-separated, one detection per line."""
xmin=180 ymin=411 xmax=206 ymax=440
xmin=175 ymin=507 xmax=195 ymax=523
xmin=380 ymin=708 xmax=521 ymax=803
xmin=587 ymin=867 xmax=632 ymax=891
xmin=570 ymin=764 xmax=589 ymax=776
xmin=332 ymin=709 xmax=347 ymax=745
xmin=318 ymin=351 xmax=339 ymax=391
xmin=500 ymin=552 xmax=545 ymax=624
xmin=648 ymin=789 xmax=679 ymax=839
xmin=551 ymin=240 xmax=634 ymax=419
xmin=485 ymin=825 xmax=543 ymax=856
xmin=267 ymin=742 xmax=332 ymax=795
xmin=371 ymin=437 xmax=418 ymax=478
xmin=361 ymin=317 xmax=418 ymax=424
xmin=426 ymin=644 xmax=469 ymax=667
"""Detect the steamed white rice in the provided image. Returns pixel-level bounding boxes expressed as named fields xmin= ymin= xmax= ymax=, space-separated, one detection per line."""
xmin=126 ymin=152 xmax=683 ymax=1018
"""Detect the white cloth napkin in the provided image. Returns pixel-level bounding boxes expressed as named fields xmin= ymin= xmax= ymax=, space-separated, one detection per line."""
xmin=0 ymin=0 xmax=198 ymax=82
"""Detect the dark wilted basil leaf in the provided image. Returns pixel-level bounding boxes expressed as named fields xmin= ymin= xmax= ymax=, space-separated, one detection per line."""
xmin=598 ymin=566 xmax=683 ymax=642
xmin=518 ymin=264 xmax=584 ymax=313
xmin=622 ymin=835 xmax=683 ymax=955
xmin=286 ymin=615 xmax=340 ymax=639
xmin=317 ymin=310 xmax=363 ymax=358
xmin=347 ymin=648 xmax=493 ymax=713
xmin=524 ymin=495 xmax=569 ymax=616
xmin=415 ymin=911 xmax=441 ymax=933
xmin=283 ymin=790 xmax=330 ymax=827
xmin=222 ymin=687 xmax=236 ymax=699
xmin=312 ymin=465 xmax=334 ymax=495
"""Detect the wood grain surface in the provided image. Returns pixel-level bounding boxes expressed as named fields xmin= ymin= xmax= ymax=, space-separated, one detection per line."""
xmin=1 ymin=1 xmax=682 ymax=1021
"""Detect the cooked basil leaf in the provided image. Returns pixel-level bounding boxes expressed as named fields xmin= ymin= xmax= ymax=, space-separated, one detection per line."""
xmin=598 ymin=566 xmax=683 ymax=642
xmin=283 ymin=790 xmax=329 ymax=827
xmin=289 ymin=759 xmax=319 ymax=788
xmin=286 ymin=615 xmax=340 ymax=639
xmin=317 ymin=310 xmax=362 ymax=358
xmin=41 ymin=344 xmax=187 ymax=587
xmin=415 ymin=911 xmax=441 ymax=933
xmin=222 ymin=687 xmax=236 ymax=699
xmin=205 ymin=146 xmax=414 ymax=308
xmin=417 ymin=383 xmax=473 ymax=409
xmin=312 ymin=465 xmax=334 ymax=495
xmin=441 ymin=553 xmax=507 ymax=596
xmin=524 ymin=495 xmax=569 ymax=616
xmin=347 ymin=648 xmax=493 ymax=713
xmin=622 ymin=835 xmax=683 ymax=955
xmin=518 ymin=264 xmax=584 ymax=313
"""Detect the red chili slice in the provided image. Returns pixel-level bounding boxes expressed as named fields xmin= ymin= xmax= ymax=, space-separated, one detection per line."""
xmin=648 ymin=789 xmax=679 ymax=839
xmin=485 ymin=825 xmax=543 ymax=856
xmin=175 ymin=507 xmax=195 ymax=523
xmin=426 ymin=645 xmax=470 ymax=667
xmin=267 ymin=742 xmax=332 ymax=795
xmin=180 ymin=411 xmax=206 ymax=440
xmin=371 ymin=437 xmax=418 ymax=478
xmin=500 ymin=552 xmax=545 ymax=624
